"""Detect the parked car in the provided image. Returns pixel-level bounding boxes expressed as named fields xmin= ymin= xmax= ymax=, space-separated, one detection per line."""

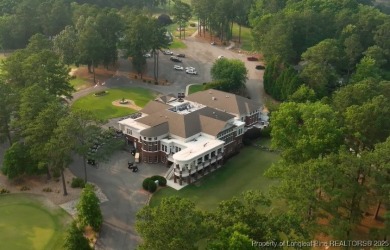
xmin=186 ymin=69 xmax=198 ymax=75
xmin=144 ymin=53 xmax=151 ymax=58
xmin=255 ymin=65 xmax=265 ymax=70
xmin=247 ymin=56 xmax=259 ymax=61
xmin=185 ymin=66 xmax=195 ymax=71
xmin=174 ymin=65 xmax=184 ymax=70
xmin=211 ymin=41 xmax=216 ymax=45
xmin=170 ymin=56 xmax=182 ymax=62
xmin=218 ymin=55 xmax=224 ymax=59
xmin=163 ymin=50 xmax=173 ymax=55
xmin=176 ymin=53 xmax=185 ymax=58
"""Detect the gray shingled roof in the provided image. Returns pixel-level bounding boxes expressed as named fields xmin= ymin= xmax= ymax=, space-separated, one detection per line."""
xmin=155 ymin=94 xmax=177 ymax=104
xmin=185 ymin=89 xmax=261 ymax=115
xmin=140 ymin=101 xmax=171 ymax=115
xmin=140 ymin=122 xmax=169 ymax=137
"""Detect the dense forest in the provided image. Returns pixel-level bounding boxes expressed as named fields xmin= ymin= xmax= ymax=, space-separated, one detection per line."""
xmin=0 ymin=0 xmax=389 ymax=248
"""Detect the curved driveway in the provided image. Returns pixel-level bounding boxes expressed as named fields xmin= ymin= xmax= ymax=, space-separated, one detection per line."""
xmin=69 ymin=33 xmax=265 ymax=250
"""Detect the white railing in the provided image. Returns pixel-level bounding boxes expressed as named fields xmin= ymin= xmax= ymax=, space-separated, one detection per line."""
xmin=165 ymin=165 xmax=175 ymax=179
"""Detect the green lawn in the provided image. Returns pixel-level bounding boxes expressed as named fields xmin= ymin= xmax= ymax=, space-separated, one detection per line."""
xmin=72 ymin=87 xmax=156 ymax=121
xmin=232 ymin=23 xmax=253 ymax=52
xmin=70 ymin=77 xmax=90 ymax=91
xmin=188 ymin=84 xmax=204 ymax=94
xmin=169 ymin=38 xmax=187 ymax=49
xmin=150 ymin=139 xmax=280 ymax=211
xmin=0 ymin=194 xmax=71 ymax=250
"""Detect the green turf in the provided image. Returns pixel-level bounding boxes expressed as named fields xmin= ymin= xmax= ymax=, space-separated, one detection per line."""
xmin=169 ymin=38 xmax=187 ymax=49
xmin=150 ymin=139 xmax=280 ymax=211
xmin=231 ymin=23 xmax=253 ymax=52
xmin=188 ymin=84 xmax=204 ymax=94
xmin=72 ymin=87 xmax=156 ymax=121
xmin=0 ymin=194 xmax=71 ymax=250
xmin=70 ymin=77 xmax=90 ymax=91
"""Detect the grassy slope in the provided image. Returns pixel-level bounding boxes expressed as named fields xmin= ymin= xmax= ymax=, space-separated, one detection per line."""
xmin=0 ymin=194 xmax=71 ymax=250
xmin=72 ymin=87 xmax=156 ymax=120
xmin=188 ymin=84 xmax=204 ymax=94
xmin=70 ymin=77 xmax=90 ymax=91
xmin=231 ymin=23 xmax=253 ymax=52
xmin=150 ymin=139 xmax=280 ymax=211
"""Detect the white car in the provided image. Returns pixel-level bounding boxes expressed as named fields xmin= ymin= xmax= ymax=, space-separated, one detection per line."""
xmin=163 ymin=50 xmax=173 ymax=55
xmin=218 ymin=55 xmax=224 ymax=59
xmin=174 ymin=65 xmax=184 ymax=70
xmin=185 ymin=66 xmax=195 ymax=71
xmin=144 ymin=53 xmax=151 ymax=58
xmin=186 ymin=69 xmax=198 ymax=75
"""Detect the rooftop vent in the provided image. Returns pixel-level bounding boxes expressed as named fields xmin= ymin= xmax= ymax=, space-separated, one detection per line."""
xmin=212 ymin=97 xmax=217 ymax=100
xmin=226 ymin=95 xmax=229 ymax=98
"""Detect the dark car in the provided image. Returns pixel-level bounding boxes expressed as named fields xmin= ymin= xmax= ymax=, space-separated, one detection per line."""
xmin=176 ymin=53 xmax=185 ymax=58
xmin=247 ymin=56 xmax=259 ymax=61
xmin=255 ymin=65 xmax=265 ymax=70
xmin=170 ymin=56 xmax=182 ymax=62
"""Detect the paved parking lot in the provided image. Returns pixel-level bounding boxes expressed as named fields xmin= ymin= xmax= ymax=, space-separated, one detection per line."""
xmin=69 ymin=150 xmax=167 ymax=250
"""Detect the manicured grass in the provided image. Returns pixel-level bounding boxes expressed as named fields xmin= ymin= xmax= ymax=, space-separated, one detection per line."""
xmin=72 ymin=87 xmax=156 ymax=121
xmin=188 ymin=84 xmax=204 ymax=94
xmin=232 ymin=23 xmax=253 ymax=52
xmin=169 ymin=38 xmax=187 ymax=49
xmin=0 ymin=194 xmax=71 ymax=250
xmin=150 ymin=139 xmax=280 ymax=211
xmin=70 ymin=77 xmax=90 ymax=91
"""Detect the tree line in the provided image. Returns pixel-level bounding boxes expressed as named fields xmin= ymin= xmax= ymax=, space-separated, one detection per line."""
xmin=0 ymin=34 xmax=124 ymax=196
xmin=251 ymin=0 xmax=390 ymax=100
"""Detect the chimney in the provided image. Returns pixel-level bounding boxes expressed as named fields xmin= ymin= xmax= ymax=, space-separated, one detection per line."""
xmin=212 ymin=97 xmax=216 ymax=100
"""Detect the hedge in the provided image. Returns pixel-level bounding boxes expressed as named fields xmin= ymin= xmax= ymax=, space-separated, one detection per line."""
xmin=150 ymin=175 xmax=167 ymax=187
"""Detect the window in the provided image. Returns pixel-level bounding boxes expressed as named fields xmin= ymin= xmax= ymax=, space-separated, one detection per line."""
xmin=144 ymin=137 xmax=146 ymax=139
xmin=126 ymin=129 xmax=132 ymax=135
xmin=154 ymin=156 xmax=158 ymax=163
xmin=197 ymin=157 xmax=202 ymax=164
xmin=211 ymin=151 xmax=215 ymax=157
xmin=218 ymin=148 xmax=222 ymax=154
xmin=204 ymin=154 xmax=209 ymax=161
xmin=154 ymin=137 xmax=157 ymax=140
xmin=148 ymin=137 xmax=151 ymax=141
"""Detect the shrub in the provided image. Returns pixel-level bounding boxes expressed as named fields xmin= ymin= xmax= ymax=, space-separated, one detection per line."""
xmin=20 ymin=186 xmax=30 ymax=191
xmin=0 ymin=188 xmax=10 ymax=194
xmin=189 ymin=23 xmax=196 ymax=27
xmin=150 ymin=175 xmax=167 ymax=187
xmin=42 ymin=187 xmax=52 ymax=192
xmin=77 ymin=184 xmax=103 ymax=232
xmin=64 ymin=221 xmax=91 ymax=250
xmin=71 ymin=177 xmax=86 ymax=188
xmin=148 ymin=181 xmax=157 ymax=193
xmin=142 ymin=178 xmax=152 ymax=190
xmin=93 ymin=91 xmax=107 ymax=97
xmin=259 ymin=126 xmax=271 ymax=138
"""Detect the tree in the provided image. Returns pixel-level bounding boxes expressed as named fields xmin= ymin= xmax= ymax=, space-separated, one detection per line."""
xmin=136 ymin=196 xmax=206 ymax=250
xmin=95 ymin=10 xmax=123 ymax=68
xmin=351 ymin=56 xmax=382 ymax=83
xmin=77 ymin=16 xmax=104 ymax=83
xmin=343 ymin=95 xmax=390 ymax=151
xmin=53 ymin=26 xmax=79 ymax=66
xmin=57 ymin=109 xmax=102 ymax=183
xmin=64 ymin=221 xmax=91 ymax=250
xmin=270 ymin=102 xmax=343 ymax=164
xmin=210 ymin=58 xmax=247 ymax=93
xmin=0 ymin=81 xmax=16 ymax=145
xmin=171 ymin=0 xmax=192 ymax=39
xmin=288 ymin=85 xmax=316 ymax=103
xmin=122 ymin=14 xmax=151 ymax=77
xmin=300 ymin=39 xmax=341 ymax=97
xmin=2 ymin=45 xmax=74 ymax=98
xmin=77 ymin=184 xmax=103 ymax=232
xmin=1 ymin=142 xmax=39 ymax=180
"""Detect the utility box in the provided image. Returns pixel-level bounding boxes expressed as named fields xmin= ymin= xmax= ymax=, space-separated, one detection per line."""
xmin=135 ymin=153 xmax=140 ymax=163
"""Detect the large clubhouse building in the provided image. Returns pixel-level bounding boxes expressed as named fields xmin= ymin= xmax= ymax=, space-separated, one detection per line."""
xmin=118 ymin=89 xmax=263 ymax=186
